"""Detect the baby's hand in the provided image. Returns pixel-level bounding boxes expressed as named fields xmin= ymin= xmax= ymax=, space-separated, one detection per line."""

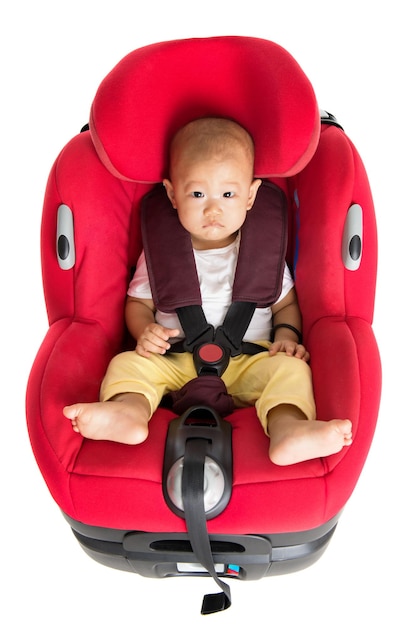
xmin=136 ymin=323 xmax=180 ymax=357
xmin=269 ymin=340 xmax=310 ymax=362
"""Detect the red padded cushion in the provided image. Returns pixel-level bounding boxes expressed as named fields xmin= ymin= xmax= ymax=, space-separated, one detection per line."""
xmin=89 ymin=36 xmax=320 ymax=182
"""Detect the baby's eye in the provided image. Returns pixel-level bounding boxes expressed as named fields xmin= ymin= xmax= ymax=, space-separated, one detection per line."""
xmin=192 ymin=191 xmax=204 ymax=198
xmin=223 ymin=191 xmax=235 ymax=198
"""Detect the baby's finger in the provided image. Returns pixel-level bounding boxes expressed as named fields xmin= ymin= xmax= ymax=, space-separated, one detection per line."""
xmin=137 ymin=332 xmax=170 ymax=355
xmin=295 ymin=344 xmax=310 ymax=361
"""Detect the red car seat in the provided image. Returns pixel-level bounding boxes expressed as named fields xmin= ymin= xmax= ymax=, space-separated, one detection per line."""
xmin=26 ymin=36 xmax=381 ymax=611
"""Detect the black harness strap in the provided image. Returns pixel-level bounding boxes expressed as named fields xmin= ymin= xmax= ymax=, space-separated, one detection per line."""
xmin=214 ymin=300 xmax=258 ymax=356
xmin=182 ymin=437 xmax=232 ymax=614
xmin=173 ymin=305 xmax=215 ymax=353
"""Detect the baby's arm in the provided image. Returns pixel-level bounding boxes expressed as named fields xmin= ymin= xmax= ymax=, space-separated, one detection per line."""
xmin=269 ymin=288 xmax=309 ymax=361
xmin=125 ymin=296 xmax=180 ymax=357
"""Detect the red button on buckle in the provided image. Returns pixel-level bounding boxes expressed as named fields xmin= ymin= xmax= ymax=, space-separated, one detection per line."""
xmin=198 ymin=343 xmax=224 ymax=363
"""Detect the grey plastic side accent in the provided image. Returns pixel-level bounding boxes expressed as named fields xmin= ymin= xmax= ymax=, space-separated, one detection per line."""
xmin=56 ymin=204 xmax=75 ymax=270
xmin=342 ymin=204 xmax=363 ymax=271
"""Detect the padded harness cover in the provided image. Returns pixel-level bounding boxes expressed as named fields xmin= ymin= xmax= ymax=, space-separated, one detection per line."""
xmin=141 ymin=180 xmax=288 ymax=312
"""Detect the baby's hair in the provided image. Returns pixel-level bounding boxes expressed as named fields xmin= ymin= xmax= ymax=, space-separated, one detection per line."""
xmin=169 ymin=117 xmax=255 ymax=176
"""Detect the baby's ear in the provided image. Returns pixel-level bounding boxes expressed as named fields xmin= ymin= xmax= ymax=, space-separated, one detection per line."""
xmin=247 ymin=178 xmax=262 ymax=210
xmin=163 ymin=179 xmax=176 ymax=207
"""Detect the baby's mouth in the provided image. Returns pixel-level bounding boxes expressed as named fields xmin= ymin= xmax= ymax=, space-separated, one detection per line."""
xmin=204 ymin=221 xmax=223 ymax=228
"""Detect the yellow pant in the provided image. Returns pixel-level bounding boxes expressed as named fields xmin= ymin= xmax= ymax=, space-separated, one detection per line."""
xmin=100 ymin=343 xmax=316 ymax=434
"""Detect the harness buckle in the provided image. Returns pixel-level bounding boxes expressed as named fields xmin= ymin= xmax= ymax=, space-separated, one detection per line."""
xmin=193 ymin=342 xmax=230 ymax=377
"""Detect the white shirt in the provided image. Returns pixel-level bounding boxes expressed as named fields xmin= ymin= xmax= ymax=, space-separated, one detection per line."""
xmin=128 ymin=235 xmax=294 ymax=342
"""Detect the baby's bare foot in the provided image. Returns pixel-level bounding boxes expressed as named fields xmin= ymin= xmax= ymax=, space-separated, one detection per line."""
xmin=268 ymin=418 xmax=353 ymax=466
xmin=63 ymin=398 xmax=149 ymax=445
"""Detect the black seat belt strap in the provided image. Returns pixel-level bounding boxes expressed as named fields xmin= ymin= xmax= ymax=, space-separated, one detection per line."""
xmin=214 ymin=301 xmax=257 ymax=356
xmin=175 ymin=305 xmax=215 ymax=352
xmin=182 ymin=437 xmax=232 ymax=614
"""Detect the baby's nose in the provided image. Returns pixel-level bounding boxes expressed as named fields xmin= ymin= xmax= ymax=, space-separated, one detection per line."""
xmin=204 ymin=200 xmax=221 ymax=215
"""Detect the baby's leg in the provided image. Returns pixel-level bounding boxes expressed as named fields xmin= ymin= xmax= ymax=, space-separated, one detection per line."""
xmin=267 ymin=404 xmax=352 ymax=466
xmin=63 ymin=392 xmax=151 ymax=445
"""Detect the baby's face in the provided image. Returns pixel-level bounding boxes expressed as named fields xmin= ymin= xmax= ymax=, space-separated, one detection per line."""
xmin=164 ymin=155 xmax=261 ymax=250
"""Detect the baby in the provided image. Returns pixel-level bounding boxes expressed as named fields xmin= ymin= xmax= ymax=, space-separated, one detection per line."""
xmin=64 ymin=117 xmax=352 ymax=465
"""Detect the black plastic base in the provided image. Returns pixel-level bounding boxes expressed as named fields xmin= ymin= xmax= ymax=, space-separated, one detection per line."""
xmin=64 ymin=513 xmax=340 ymax=580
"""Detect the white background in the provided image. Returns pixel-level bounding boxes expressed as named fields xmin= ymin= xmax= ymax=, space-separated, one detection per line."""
xmin=2 ymin=1 xmax=416 ymax=624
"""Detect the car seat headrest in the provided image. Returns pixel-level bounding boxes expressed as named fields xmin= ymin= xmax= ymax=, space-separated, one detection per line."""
xmin=89 ymin=36 xmax=320 ymax=183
